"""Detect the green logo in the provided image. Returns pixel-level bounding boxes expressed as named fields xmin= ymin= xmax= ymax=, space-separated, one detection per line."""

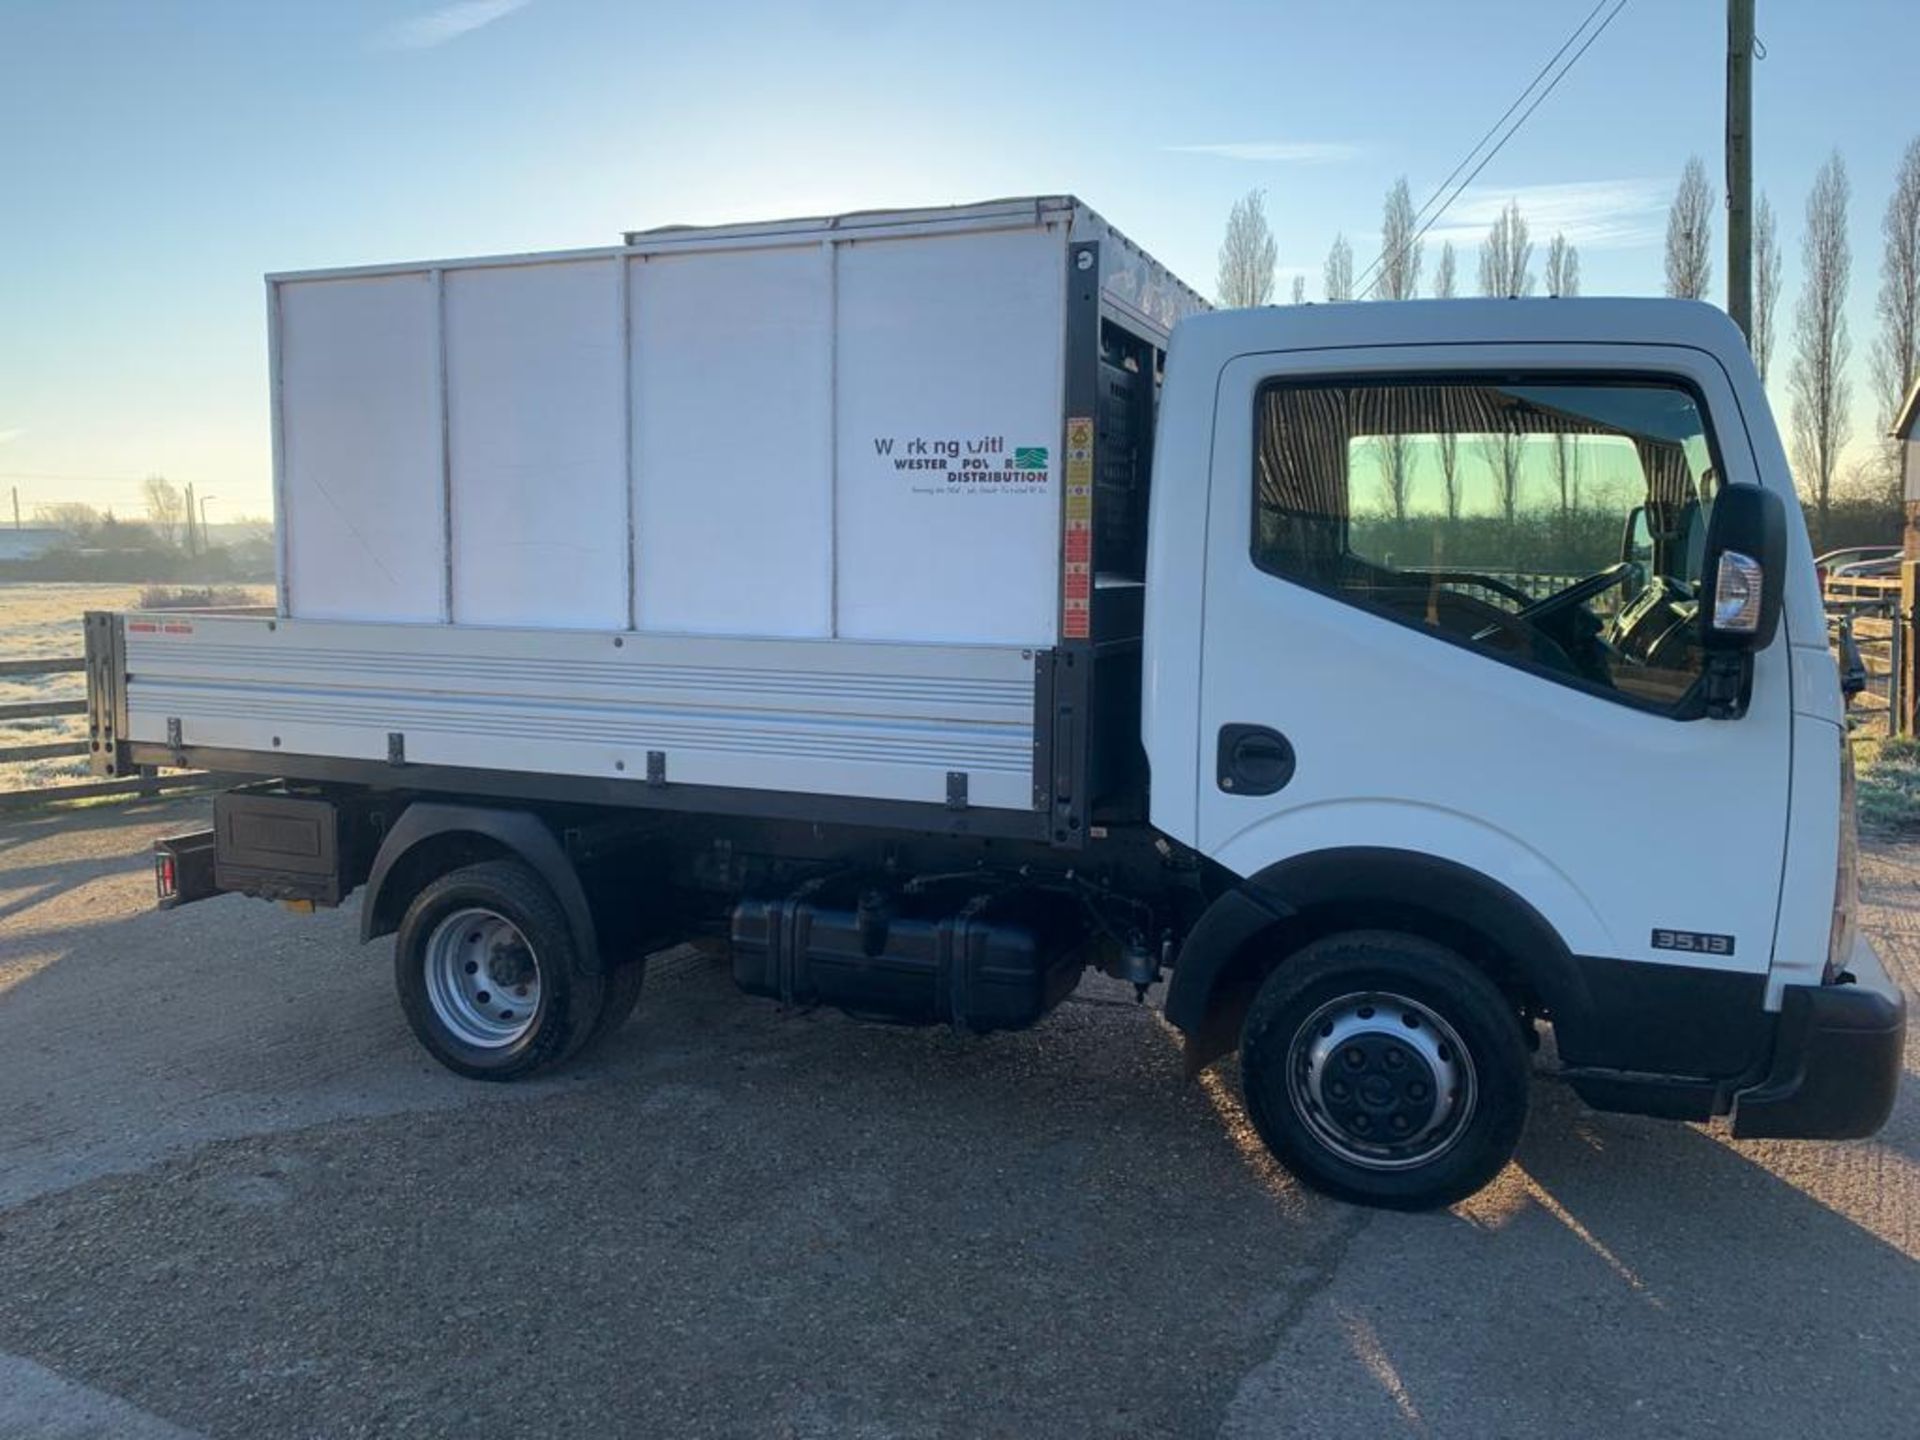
xmin=1014 ymin=447 xmax=1048 ymax=471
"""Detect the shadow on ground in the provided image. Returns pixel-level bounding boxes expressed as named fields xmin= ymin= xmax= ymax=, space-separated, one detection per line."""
xmin=0 ymin=798 xmax=1912 ymax=1439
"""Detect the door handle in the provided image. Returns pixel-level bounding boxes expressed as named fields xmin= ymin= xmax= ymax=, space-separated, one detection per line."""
xmin=1217 ymin=724 xmax=1295 ymax=796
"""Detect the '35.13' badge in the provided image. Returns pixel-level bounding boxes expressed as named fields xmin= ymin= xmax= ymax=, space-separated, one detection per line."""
xmin=1651 ymin=928 xmax=1735 ymax=957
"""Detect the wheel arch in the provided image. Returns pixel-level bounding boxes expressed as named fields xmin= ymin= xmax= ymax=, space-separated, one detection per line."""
xmin=361 ymin=802 xmax=602 ymax=971
xmin=1164 ymin=847 xmax=1594 ymax=1072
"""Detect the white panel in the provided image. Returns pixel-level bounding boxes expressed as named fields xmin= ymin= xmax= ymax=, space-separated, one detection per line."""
xmin=122 ymin=616 xmax=1038 ymax=812
xmin=632 ymin=247 xmax=832 ymax=636
xmin=834 ymin=228 xmax=1065 ymax=645
xmin=446 ymin=260 xmax=627 ymax=628
xmin=279 ymin=273 xmax=444 ymax=622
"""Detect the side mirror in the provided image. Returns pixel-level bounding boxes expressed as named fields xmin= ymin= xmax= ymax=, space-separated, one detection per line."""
xmin=1619 ymin=504 xmax=1646 ymax=565
xmin=1700 ymin=484 xmax=1787 ymax=652
xmin=1618 ymin=504 xmax=1648 ymax=598
xmin=1697 ymin=484 xmax=1788 ymax=719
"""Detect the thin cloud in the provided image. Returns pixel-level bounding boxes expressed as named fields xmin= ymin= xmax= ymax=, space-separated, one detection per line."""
xmin=377 ymin=0 xmax=530 ymax=50
xmin=1163 ymin=141 xmax=1362 ymax=165
xmin=1422 ymin=179 xmax=1668 ymax=252
xmin=0 ymin=429 xmax=22 ymax=445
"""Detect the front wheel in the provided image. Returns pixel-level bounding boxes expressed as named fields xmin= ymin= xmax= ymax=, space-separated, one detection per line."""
xmin=394 ymin=860 xmax=609 ymax=1081
xmin=1239 ymin=931 xmax=1529 ymax=1210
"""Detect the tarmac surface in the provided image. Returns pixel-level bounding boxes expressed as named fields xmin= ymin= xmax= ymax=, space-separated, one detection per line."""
xmin=0 ymin=796 xmax=1914 ymax=1438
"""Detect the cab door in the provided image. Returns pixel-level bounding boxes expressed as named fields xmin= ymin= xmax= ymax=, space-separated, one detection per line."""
xmin=1193 ymin=343 xmax=1792 ymax=975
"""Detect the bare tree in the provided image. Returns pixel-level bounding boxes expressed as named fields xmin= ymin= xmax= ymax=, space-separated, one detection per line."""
xmin=1476 ymin=433 xmax=1527 ymax=530
xmin=1665 ymin=155 xmax=1715 ymax=300
xmin=1433 ymin=242 xmax=1461 ymax=517
xmin=1376 ymin=437 xmax=1416 ymax=522
xmin=1544 ymin=233 xmax=1581 ymax=297
xmin=1753 ymin=192 xmax=1783 ymax=382
xmin=1789 ymin=152 xmax=1854 ymax=545
xmin=35 ymin=502 xmax=102 ymax=540
xmin=1542 ymin=234 xmax=1583 ymax=519
xmin=1324 ymin=234 xmax=1354 ymax=302
xmin=1290 ymin=274 xmax=1307 ymax=305
xmin=1216 ymin=189 xmax=1277 ymax=308
xmin=1437 ymin=437 xmax=1462 ymax=521
xmin=1477 ymin=201 xmax=1534 ymax=297
xmin=1376 ymin=177 xmax=1422 ymax=300
xmin=142 ymin=476 xmax=184 ymax=547
xmin=1872 ymin=136 xmax=1920 ymax=479
xmin=1548 ymin=431 xmax=1581 ymax=526
xmin=1367 ymin=180 xmax=1422 ymax=520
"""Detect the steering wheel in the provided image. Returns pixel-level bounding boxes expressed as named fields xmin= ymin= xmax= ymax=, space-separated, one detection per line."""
xmin=1518 ymin=562 xmax=1637 ymax=622
xmin=1414 ymin=570 xmax=1539 ymax=607
xmin=1473 ymin=562 xmax=1636 ymax=643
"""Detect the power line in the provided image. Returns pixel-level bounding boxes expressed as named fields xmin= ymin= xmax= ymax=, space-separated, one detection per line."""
xmin=0 ymin=471 xmax=156 ymax=484
xmin=1362 ymin=0 xmax=1628 ymax=298
xmin=1355 ymin=0 xmax=1630 ymax=300
xmin=1355 ymin=0 xmax=1611 ymax=299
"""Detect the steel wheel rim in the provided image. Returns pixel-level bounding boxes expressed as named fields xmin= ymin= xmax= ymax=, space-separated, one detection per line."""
xmin=1284 ymin=990 xmax=1477 ymax=1171
xmin=424 ymin=907 xmax=542 ymax=1049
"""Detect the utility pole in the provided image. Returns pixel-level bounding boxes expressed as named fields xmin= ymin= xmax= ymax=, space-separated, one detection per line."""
xmin=185 ymin=481 xmax=197 ymax=557
xmin=1726 ymin=0 xmax=1755 ymax=339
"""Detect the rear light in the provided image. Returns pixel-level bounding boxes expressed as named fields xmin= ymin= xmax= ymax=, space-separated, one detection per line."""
xmin=152 ymin=830 xmax=216 ymax=910
xmin=1828 ymin=741 xmax=1860 ymax=982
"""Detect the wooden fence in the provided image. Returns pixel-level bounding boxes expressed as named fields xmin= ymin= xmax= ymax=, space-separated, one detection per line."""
xmin=0 ymin=653 xmax=215 ymax=809
xmin=1824 ymin=573 xmax=1906 ymax=739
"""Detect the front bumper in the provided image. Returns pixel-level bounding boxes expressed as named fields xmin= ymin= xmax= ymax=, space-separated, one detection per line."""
xmin=1731 ymin=936 xmax=1907 ymax=1140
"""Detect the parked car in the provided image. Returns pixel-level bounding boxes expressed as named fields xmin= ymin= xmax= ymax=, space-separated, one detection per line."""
xmin=1817 ymin=545 xmax=1902 ymax=597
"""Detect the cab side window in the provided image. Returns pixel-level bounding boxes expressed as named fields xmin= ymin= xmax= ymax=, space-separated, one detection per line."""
xmin=1252 ymin=377 xmax=1717 ymax=712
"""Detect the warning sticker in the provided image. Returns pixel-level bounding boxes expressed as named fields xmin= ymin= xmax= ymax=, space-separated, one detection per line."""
xmin=1062 ymin=415 xmax=1095 ymax=640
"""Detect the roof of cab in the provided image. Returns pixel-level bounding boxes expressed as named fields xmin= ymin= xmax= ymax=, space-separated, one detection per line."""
xmin=1894 ymin=375 xmax=1920 ymax=440
xmin=1171 ymin=296 xmax=1750 ymax=358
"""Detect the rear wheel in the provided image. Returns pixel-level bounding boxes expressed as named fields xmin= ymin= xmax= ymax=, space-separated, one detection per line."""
xmin=588 ymin=954 xmax=647 ymax=1046
xmin=1239 ymin=931 xmax=1529 ymax=1210
xmin=395 ymin=860 xmax=607 ymax=1080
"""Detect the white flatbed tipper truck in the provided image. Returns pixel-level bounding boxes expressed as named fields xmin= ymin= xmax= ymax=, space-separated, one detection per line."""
xmin=89 ymin=196 xmax=1903 ymax=1208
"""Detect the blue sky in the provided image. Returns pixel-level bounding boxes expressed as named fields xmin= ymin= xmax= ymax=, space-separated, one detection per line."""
xmin=1 ymin=0 xmax=1913 ymax=517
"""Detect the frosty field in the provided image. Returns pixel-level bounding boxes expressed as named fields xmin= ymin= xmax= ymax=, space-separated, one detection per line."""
xmin=0 ymin=584 xmax=271 ymax=791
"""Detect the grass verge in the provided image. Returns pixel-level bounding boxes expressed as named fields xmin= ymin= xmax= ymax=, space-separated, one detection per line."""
xmin=1852 ymin=734 xmax=1920 ymax=835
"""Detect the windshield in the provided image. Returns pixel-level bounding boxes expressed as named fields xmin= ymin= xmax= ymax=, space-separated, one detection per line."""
xmin=1252 ymin=377 xmax=1719 ymax=710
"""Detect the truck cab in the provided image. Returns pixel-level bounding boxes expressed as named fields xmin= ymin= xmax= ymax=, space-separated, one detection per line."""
xmin=1146 ymin=298 xmax=1901 ymax=1203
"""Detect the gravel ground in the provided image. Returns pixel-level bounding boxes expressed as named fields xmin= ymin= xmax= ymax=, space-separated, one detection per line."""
xmin=0 ymin=797 xmax=1913 ymax=1438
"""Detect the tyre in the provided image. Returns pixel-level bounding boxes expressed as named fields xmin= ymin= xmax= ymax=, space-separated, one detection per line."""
xmin=1239 ymin=930 xmax=1529 ymax=1211
xmin=587 ymin=954 xmax=647 ymax=1046
xmin=394 ymin=859 xmax=608 ymax=1081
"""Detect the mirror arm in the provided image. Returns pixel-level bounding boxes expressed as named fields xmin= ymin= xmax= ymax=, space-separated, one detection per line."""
xmin=1837 ymin=619 xmax=1869 ymax=702
xmin=1702 ymin=651 xmax=1752 ymax=720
